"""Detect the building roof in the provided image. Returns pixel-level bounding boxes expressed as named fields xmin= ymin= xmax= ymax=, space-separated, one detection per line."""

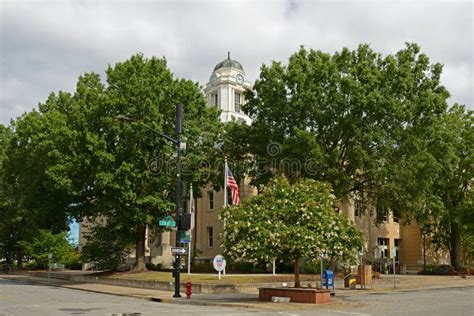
xmin=213 ymin=52 xmax=244 ymax=72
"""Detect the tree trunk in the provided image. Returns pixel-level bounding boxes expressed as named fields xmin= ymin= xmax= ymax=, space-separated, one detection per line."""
xmin=132 ymin=225 xmax=147 ymax=272
xmin=422 ymin=232 xmax=426 ymax=271
xmin=293 ymin=258 xmax=301 ymax=288
xmin=449 ymin=221 xmax=461 ymax=272
xmin=16 ymin=250 xmax=23 ymax=269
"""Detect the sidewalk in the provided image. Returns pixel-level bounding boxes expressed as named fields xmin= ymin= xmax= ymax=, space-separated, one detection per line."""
xmin=2 ymin=272 xmax=473 ymax=310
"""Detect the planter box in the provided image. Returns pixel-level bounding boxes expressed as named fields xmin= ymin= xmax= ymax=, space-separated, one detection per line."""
xmin=259 ymin=287 xmax=331 ymax=304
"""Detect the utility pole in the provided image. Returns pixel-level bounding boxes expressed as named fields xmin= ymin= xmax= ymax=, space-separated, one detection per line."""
xmin=173 ymin=103 xmax=183 ymax=298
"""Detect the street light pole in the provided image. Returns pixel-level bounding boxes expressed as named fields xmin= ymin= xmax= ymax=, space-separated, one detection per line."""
xmin=117 ymin=103 xmax=184 ymax=298
xmin=173 ymin=103 xmax=183 ymax=298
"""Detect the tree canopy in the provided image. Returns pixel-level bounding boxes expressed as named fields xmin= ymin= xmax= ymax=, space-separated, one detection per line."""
xmin=231 ymin=43 xmax=448 ymax=201
xmin=223 ymin=43 xmax=472 ymax=269
xmin=1 ymin=54 xmax=223 ymax=271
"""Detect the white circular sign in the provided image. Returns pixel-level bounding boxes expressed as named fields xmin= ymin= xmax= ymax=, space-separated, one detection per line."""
xmin=213 ymin=255 xmax=226 ymax=272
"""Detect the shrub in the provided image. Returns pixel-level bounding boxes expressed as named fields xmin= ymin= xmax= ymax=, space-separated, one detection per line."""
xmin=145 ymin=263 xmax=156 ymax=271
xmin=419 ymin=264 xmax=457 ymax=275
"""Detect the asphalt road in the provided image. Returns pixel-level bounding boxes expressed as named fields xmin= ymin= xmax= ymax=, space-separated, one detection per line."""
xmin=328 ymin=286 xmax=474 ymax=316
xmin=1 ymin=277 xmax=473 ymax=316
xmin=0 ymin=278 xmax=272 ymax=316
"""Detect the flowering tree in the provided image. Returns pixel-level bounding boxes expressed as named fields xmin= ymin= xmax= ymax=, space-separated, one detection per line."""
xmin=221 ymin=177 xmax=363 ymax=287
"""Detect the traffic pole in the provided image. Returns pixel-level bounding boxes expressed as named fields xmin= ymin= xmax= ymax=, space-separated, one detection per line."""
xmin=173 ymin=103 xmax=183 ymax=298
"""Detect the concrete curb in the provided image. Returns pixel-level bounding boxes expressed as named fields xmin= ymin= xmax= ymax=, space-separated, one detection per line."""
xmin=28 ymin=271 xmax=318 ymax=294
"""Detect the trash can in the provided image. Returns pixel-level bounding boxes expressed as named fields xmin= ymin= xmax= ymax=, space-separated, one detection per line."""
xmin=322 ymin=269 xmax=334 ymax=289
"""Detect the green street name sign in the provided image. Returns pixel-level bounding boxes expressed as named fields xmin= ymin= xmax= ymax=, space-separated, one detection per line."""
xmin=159 ymin=215 xmax=176 ymax=227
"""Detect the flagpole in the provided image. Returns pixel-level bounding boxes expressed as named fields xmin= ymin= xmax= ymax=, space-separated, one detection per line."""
xmin=224 ymin=157 xmax=228 ymax=209
xmin=187 ymin=184 xmax=193 ymax=275
xmin=223 ymin=157 xmax=228 ymax=276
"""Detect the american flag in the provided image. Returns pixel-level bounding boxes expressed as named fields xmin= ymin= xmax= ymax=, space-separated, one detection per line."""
xmin=226 ymin=166 xmax=240 ymax=205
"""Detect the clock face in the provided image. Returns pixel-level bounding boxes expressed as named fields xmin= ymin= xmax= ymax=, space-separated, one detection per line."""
xmin=235 ymin=74 xmax=244 ymax=84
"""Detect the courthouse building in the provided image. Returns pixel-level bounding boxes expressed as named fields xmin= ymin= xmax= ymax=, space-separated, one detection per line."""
xmin=80 ymin=54 xmax=446 ymax=273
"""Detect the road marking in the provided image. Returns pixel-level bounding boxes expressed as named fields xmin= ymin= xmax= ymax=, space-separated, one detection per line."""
xmin=328 ymin=311 xmax=371 ymax=316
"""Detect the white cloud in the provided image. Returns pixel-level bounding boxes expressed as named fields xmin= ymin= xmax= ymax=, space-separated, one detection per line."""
xmin=1 ymin=0 xmax=472 ymax=125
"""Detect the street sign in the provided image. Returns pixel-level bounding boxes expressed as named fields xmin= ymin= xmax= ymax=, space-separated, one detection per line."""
xmin=213 ymin=255 xmax=226 ymax=272
xmin=180 ymin=231 xmax=191 ymax=243
xmin=391 ymin=248 xmax=396 ymax=258
xmin=159 ymin=215 xmax=176 ymax=227
xmin=48 ymin=253 xmax=53 ymax=259
xmin=171 ymin=247 xmax=187 ymax=255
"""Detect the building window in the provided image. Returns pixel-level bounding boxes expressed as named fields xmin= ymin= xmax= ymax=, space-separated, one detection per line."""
xmin=393 ymin=212 xmax=400 ymax=223
xmin=207 ymin=226 xmax=214 ymax=248
xmin=377 ymin=238 xmax=388 ymax=246
xmin=212 ymin=93 xmax=218 ymax=107
xmin=207 ymin=191 xmax=214 ymax=210
xmin=377 ymin=238 xmax=389 ymax=258
xmin=394 ymin=239 xmax=400 ymax=261
xmin=354 ymin=200 xmax=363 ymax=217
xmin=234 ymin=92 xmax=241 ymax=113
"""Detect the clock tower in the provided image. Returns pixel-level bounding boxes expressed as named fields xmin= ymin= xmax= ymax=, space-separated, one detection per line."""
xmin=203 ymin=52 xmax=252 ymax=125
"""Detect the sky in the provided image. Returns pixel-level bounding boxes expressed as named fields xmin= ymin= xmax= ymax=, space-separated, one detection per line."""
xmin=68 ymin=218 xmax=79 ymax=245
xmin=1 ymin=0 xmax=473 ymax=127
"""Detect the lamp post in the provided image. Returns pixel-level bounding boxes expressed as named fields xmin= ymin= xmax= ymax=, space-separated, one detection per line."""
xmin=173 ymin=103 xmax=183 ymax=298
xmin=118 ymin=103 xmax=184 ymax=298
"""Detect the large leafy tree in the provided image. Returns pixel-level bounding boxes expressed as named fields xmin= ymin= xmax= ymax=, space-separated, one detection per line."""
xmin=384 ymin=105 xmax=473 ymax=270
xmin=223 ymin=43 xmax=473 ymax=270
xmin=0 ymin=124 xmax=16 ymax=264
xmin=0 ymin=113 xmax=71 ymax=267
xmin=221 ymin=177 xmax=363 ymax=287
xmin=40 ymin=54 xmax=222 ymax=271
xmin=230 ymin=43 xmax=448 ymax=204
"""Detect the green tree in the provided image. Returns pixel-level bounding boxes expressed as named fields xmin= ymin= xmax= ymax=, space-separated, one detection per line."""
xmin=385 ymin=105 xmax=473 ymax=270
xmin=221 ymin=177 xmax=363 ymax=287
xmin=230 ymin=43 xmax=448 ymax=204
xmin=0 ymin=124 xmax=16 ymax=264
xmin=18 ymin=229 xmax=76 ymax=268
xmin=0 ymin=113 xmax=71 ymax=268
xmin=39 ymin=54 xmax=222 ymax=271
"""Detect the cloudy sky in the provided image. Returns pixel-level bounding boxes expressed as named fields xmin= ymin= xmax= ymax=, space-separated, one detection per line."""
xmin=1 ymin=0 xmax=473 ymax=125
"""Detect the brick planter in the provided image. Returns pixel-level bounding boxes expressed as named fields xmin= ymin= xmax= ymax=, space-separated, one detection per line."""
xmin=259 ymin=287 xmax=331 ymax=304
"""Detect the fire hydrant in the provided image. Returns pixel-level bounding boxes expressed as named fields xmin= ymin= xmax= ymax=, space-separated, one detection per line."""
xmin=185 ymin=280 xmax=192 ymax=299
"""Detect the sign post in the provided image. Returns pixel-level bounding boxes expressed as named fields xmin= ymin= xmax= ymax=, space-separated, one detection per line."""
xmin=358 ymin=251 xmax=364 ymax=290
xmin=213 ymin=255 xmax=226 ymax=280
xmin=391 ymin=248 xmax=397 ymax=289
xmin=320 ymin=255 xmax=324 ymax=289
xmin=48 ymin=253 xmax=52 ymax=279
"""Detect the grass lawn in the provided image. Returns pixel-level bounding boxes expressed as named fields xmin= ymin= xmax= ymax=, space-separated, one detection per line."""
xmin=101 ymin=271 xmax=320 ymax=284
